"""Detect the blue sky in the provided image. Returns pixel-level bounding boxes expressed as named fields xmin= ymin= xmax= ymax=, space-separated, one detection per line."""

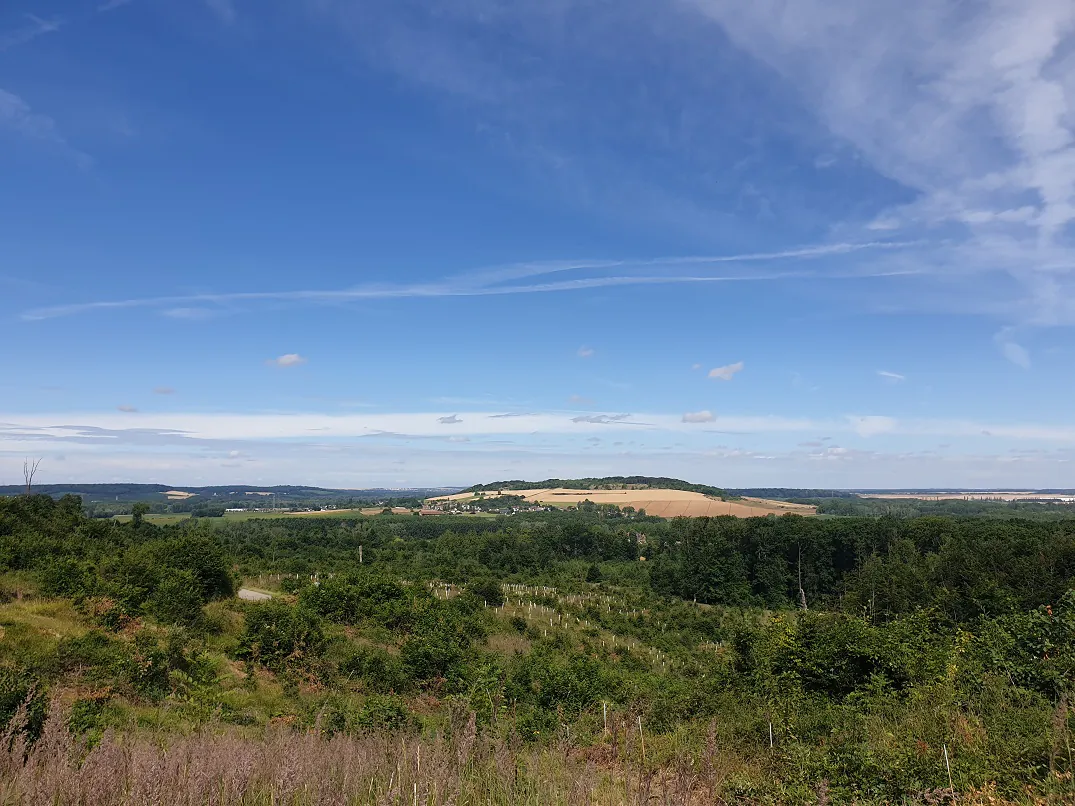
xmin=3 ymin=0 xmax=1075 ymax=489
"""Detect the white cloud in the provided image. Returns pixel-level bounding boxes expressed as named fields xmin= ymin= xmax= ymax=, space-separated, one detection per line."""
xmin=571 ymin=414 xmax=632 ymax=424
xmin=116 ymin=405 xmax=138 ymax=413
xmin=690 ymin=0 xmax=1075 ymax=324
xmin=153 ymin=386 xmax=176 ymax=395
xmin=708 ymin=361 xmax=744 ymax=381
xmin=437 ymin=414 xmax=463 ymax=424
xmin=691 ymin=363 xmax=703 ymax=371
xmin=999 ymin=341 xmax=1031 ymax=368
xmin=876 ymin=370 xmax=906 ymax=382
xmin=268 ymin=353 xmax=307 ymax=368
xmin=995 ymin=328 xmax=1031 ymax=368
xmin=568 ymin=394 xmax=594 ymax=405
xmin=577 ymin=346 xmax=595 ymax=358
xmin=682 ymin=410 xmax=716 ymax=423
xmin=848 ymin=415 xmax=898 ymax=437
xmin=7 ymin=409 xmax=1075 ymax=488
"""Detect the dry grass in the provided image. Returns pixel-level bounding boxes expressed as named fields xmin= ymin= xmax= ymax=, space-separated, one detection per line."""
xmin=0 ymin=703 xmax=1061 ymax=806
xmin=0 ymin=704 xmax=747 ymax=806
xmin=484 ymin=632 xmax=532 ymax=657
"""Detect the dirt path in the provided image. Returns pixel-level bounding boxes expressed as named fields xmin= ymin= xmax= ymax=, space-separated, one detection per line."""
xmin=237 ymin=588 xmax=272 ymax=602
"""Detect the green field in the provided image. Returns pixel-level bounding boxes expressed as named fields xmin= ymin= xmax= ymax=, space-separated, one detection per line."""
xmin=113 ymin=508 xmax=503 ymax=525
xmin=112 ymin=510 xmax=363 ymax=525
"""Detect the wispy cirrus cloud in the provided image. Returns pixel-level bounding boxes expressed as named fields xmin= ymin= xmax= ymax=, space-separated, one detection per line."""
xmin=689 ymin=0 xmax=1075 ymax=330
xmin=876 ymin=370 xmax=906 ymax=383
xmin=577 ymin=346 xmax=595 ymax=358
xmin=19 ymin=241 xmax=911 ymax=321
xmin=0 ymin=89 xmax=92 ymax=169
xmin=1 ymin=0 xmax=133 ymax=51
xmin=301 ymin=0 xmax=1075 ymax=345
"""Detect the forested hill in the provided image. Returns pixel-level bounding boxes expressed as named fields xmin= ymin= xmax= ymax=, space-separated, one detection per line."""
xmin=0 ymin=483 xmax=461 ymax=504
xmin=464 ymin=476 xmax=728 ymax=498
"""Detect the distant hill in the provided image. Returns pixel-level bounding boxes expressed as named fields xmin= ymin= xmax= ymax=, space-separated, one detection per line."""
xmin=728 ymin=488 xmax=858 ymax=499
xmin=0 ymin=484 xmax=462 ymax=504
xmin=465 ymin=476 xmax=729 ymax=499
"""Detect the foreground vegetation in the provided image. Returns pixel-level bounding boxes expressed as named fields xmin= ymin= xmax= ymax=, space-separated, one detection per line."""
xmin=2 ymin=492 xmax=1075 ymax=803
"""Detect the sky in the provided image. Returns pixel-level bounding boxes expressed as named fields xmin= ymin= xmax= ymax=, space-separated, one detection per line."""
xmin=3 ymin=0 xmax=1075 ymax=489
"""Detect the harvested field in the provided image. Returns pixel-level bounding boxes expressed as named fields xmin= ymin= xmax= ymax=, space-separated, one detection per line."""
xmin=357 ymin=506 xmax=415 ymax=516
xmin=162 ymin=490 xmax=194 ymax=500
xmin=429 ymin=488 xmax=815 ymax=518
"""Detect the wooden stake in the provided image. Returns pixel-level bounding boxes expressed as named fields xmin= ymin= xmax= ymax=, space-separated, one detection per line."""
xmin=943 ymin=744 xmax=954 ymax=794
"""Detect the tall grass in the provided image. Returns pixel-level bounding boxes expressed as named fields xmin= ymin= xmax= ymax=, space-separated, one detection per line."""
xmin=0 ymin=700 xmax=1064 ymax=805
xmin=0 ymin=701 xmax=722 ymax=806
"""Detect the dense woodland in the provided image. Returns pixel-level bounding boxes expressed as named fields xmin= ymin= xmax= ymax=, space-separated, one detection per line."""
xmin=2 ymin=492 xmax=1075 ymax=803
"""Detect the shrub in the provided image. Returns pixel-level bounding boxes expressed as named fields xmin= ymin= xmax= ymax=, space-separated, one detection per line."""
xmin=148 ymin=569 xmax=204 ymax=627
xmin=339 ymin=646 xmax=409 ymax=693
xmin=237 ymin=600 xmax=325 ymax=670
xmin=466 ymin=578 xmax=504 ymax=607
xmin=352 ymin=694 xmax=415 ymax=732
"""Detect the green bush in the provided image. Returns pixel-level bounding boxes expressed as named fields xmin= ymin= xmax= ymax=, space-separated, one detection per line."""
xmin=466 ymin=578 xmax=504 ymax=607
xmin=340 ymin=646 xmax=409 ymax=693
xmin=148 ymin=569 xmax=204 ymax=627
xmin=237 ymin=600 xmax=325 ymax=670
xmin=352 ymin=694 xmax=415 ymax=732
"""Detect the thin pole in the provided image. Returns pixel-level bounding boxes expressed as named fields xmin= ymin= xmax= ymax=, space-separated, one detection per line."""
xmin=769 ymin=722 xmax=774 ymax=748
xmin=943 ymin=743 xmax=954 ymax=793
xmin=638 ymin=716 xmax=646 ymax=763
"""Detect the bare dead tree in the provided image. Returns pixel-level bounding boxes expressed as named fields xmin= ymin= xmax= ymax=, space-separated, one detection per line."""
xmin=23 ymin=458 xmax=42 ymax=495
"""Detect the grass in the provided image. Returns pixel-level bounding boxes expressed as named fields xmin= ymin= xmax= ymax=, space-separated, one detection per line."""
xmin=0 ymin=702 xmax=1060 ymax=805
xmin=111 ymin=510 xmax=509 ymax=526
xmin=0 ymin=599 xmax=86 ymax=643
xmin=111 ymin=513 xmax=191 ymax=525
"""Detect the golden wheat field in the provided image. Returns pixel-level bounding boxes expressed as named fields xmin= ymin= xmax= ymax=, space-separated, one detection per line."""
xmin=429 ymin=488 xmax=815 ymax=518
